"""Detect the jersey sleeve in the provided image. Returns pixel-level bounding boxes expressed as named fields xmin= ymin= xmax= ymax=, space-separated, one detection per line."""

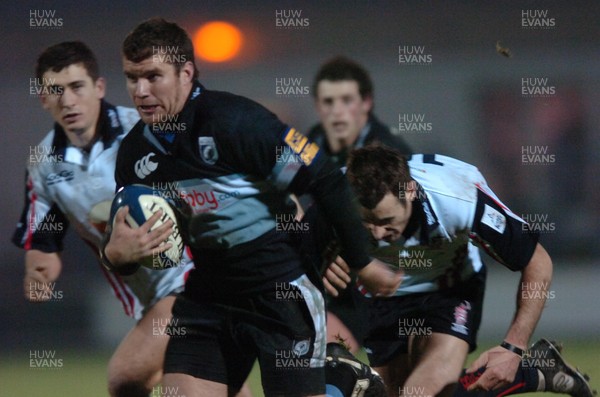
xmin=226 ymin=101 xmax=371 ymax=270
xmin=469 ymin=183 xmax=539 ymax=271
xmin=12 ymin=170 xmax=69 ymax=252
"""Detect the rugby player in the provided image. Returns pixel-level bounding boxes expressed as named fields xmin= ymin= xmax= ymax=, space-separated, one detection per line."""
xmin=310 ymin=61 xmax=594 ymax=397
xmin=307 ymin=56 xmax=413 ymax=353
xmin=101 ymin=18 xmax=401 ymax=397
xmin=331 ymin=145 xmax=593 ymax=397
xmin=308 ymin=56 xmax=411 ymax=165
xmin=12 ymin=41 xmax=199 ymax=397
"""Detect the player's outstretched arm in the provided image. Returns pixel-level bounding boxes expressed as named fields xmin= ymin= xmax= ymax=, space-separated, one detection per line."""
xmin=24 ymin=250 xmax=62 ymax=302
xmin=103 ymin=206 xmax=174 ymax=269
xmin=467 ymin=243 xmax=553 ymax=391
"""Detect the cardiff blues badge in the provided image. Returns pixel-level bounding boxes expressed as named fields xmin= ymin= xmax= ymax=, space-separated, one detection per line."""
xmin=198 ymin=136 xmax=218 ymax=165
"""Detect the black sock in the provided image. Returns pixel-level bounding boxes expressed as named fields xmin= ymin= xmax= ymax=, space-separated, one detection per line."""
xmin=454 ymin=364 xmax=539 ymax=397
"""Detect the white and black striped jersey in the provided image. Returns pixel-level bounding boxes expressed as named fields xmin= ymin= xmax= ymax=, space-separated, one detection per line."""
xmin=360 ymin=153 xmax=539 ymax=297
xmin=13 ymin=101 xmax=194 ymax=319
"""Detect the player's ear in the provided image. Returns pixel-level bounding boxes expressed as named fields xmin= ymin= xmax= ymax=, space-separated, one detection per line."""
xmin=362 ymin=94 xmax=373 ymax=113
xmin=94 ymin=77 xmax=106 ymax=99
xmin=179 ymin=61 xmax=195 ymax=85
xmin=40 ymin=93 xmax=49 ymax=110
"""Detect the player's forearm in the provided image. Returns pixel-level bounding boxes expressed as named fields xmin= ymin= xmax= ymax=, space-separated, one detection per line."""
xmin=504 ymin=243 xmax=553 ymax=348
xmin=306 ymin=167 xmax=371 ymax=270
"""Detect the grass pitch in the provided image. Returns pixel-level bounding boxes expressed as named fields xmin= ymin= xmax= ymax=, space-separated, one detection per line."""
xmin=1 ymin=339 xmax=597 ymax=397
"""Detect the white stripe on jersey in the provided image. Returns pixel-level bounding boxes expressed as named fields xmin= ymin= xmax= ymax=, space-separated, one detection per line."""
xmin=290 ymin=274 xmax=326 ymax=368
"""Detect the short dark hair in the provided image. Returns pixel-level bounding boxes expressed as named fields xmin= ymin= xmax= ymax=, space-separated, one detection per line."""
xmin=122 ymin=17 xmax=199 ymax=79
xmin=347 ymin=145 xmax=412 ymax=210
xmin=36 ymin=41 xmax=99 ymax=81
xmin=312 ymin=56 xmax=373 ymax=100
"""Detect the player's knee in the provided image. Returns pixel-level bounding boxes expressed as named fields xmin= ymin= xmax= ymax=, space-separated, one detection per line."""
xmin=107 ymin=360 xmax=154 ymax=397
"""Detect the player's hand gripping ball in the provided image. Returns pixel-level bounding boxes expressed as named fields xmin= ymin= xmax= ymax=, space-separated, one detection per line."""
xmin=109 ymin=184 xmax=188 ymax=270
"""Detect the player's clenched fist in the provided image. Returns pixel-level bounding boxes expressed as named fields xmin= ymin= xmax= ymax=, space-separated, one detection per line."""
xmin=23 ymin=250 xmax=62 ymax=302
xmin=357 ymin=259 xmax=402 ymax=297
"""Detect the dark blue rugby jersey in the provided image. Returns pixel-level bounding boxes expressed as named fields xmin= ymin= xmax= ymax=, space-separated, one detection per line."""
xmin=115 ymin=82 xmax=371 ymax=295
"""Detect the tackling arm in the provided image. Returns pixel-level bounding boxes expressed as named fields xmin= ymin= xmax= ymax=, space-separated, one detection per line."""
xmin=467 ymin=243 xmax=553 ymax=391
xmin=285 ymin=145 xmax=401 ymax=296
xmin=505 ymin=243 xmax=553 ymax=349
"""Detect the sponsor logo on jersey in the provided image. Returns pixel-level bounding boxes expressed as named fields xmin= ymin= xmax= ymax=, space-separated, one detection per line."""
xmin=175 ymin=180 xmax=243 ymax=214
xmin=191 ymin=86 xmax=201 ymax=100
xmin=292 ymin=338 xmax=311 ymax=356
xmin=451 ymin=300 xmax=471 ymax=335
xmin=475 ymin=183 xmax=523 ymax=223
xmin=421 ymin=199 xmax=438 ymax=227
xmin=46 ymin=170 xmax=74 ymax=185
xmin=180 ymin=188 xmax=219 ymax=211
xmin=198 ymin=136 xmax=219 ymax=165
xmin=283 ymin=128 xmax=319 ymax=166
xmin=482 ymin=204 xmax=506 ymax=234
xmin=134 ymin=153 xmax=158 ymax=179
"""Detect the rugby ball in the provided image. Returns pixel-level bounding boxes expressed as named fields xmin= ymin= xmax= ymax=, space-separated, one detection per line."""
xmin=109 ymin=184 xmax=184 ymax=270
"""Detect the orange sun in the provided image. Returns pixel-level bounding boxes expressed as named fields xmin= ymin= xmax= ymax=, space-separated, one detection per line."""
xmin=193 ymin=21 xmax=243 ymax=62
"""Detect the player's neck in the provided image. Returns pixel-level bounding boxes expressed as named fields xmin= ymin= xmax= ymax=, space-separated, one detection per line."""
xmin=66 ymin=126 xmax=99 ymax=152
xmin=327 ymin=133 xmax=359 ymax=154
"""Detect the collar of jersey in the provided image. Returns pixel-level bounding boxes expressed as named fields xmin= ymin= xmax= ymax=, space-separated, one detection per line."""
xmin=403 ymin=182 xmax=440 ymax=245
xmin=143 ymin=81 xmax=204 ymax=154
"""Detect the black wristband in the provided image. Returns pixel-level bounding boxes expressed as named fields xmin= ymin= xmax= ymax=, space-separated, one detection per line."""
xmin=501 ymin=341 xmax=525 ymax=357
xmin=100 ymin=235 xmax=140 ymax=276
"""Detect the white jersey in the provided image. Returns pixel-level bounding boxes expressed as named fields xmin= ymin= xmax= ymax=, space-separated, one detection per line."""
xmin=13 ymin=102 xmax=194 ymax=319
xmin=360 ymin=154 xmax=539 ymax=297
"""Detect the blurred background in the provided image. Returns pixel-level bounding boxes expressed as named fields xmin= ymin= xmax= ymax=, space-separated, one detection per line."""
xmin=1 ymin=1 xmax=599 ymax=395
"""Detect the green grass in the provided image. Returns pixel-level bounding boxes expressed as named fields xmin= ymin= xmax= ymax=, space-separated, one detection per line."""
xmin=1 ymin=340 xmax=597 ymax=397
xmin=0 ymin=352 xmax=113 ymax=396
